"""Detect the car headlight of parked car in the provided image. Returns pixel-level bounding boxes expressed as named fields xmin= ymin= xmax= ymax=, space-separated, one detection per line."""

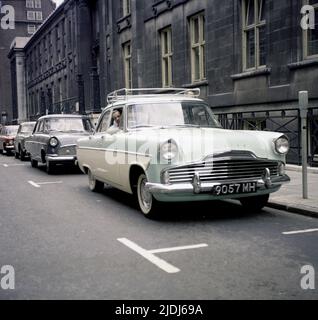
xmin=274 ymin=136 xmax=290 ymax=155
xmin=160 ymin=139 xmax=178 ymax=161
xmin=49 ymin=137 xmax=59 ymax=148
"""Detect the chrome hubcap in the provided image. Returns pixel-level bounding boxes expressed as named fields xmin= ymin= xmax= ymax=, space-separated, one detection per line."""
xmin=140 ymin=177 xmax=152 ymax=211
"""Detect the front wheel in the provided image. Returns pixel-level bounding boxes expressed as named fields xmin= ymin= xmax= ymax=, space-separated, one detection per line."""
xmin=240 ymin=194 xmax=270 ymax=212
xmin=88 ymin=169 xmax=104 ymax=192
xmin=137 ymin=174 xmax=161 ymax=219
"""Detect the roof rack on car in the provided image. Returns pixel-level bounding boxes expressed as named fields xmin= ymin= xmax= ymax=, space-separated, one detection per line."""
xmin=107 ymin=88 xmax=201 ymax=103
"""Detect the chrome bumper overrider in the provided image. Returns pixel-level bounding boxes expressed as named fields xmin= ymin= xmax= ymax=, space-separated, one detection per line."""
xmin=145 ymin=175 xmax=290 ymax=195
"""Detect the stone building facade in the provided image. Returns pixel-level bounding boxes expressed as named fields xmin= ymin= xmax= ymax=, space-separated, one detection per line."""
xmin=0 ymin=0 xmax=55 ymax=123
xmin=9 ymin=0 xmax=318 ymax=164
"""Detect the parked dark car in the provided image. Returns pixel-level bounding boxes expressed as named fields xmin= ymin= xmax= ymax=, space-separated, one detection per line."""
xmin=14 ymin=122 xmax=36 ymax=161
xmin=25 ymin=115 xmax=94 ymax=174
xmin=0 ymin=125 xmax=19 ymax=155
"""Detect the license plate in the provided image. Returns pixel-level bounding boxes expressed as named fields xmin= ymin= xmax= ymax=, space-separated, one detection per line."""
xmin=212 ymin=182 xmax=257 ymax=196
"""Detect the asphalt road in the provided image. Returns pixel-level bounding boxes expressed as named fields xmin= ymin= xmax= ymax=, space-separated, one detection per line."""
xmin=0 ymin=154 xmax=317 ymax=300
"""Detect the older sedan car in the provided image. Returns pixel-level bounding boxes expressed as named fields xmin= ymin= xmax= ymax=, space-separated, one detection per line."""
xmin=0 ymin=125 xmax=19 ymax=155
xmin=77 ymin=88 xmax=290 ymax=218
xmin=25 ymin=115 xmax=93 ymax=174
xmin=14 ymin=122 xmax=36 ymax=161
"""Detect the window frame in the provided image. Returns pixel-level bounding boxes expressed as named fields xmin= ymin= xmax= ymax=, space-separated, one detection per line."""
xmin=160 ymin=27 xmax=173 ymax=88
xmin=303 ymin=0 xmax=318 ymax=59
xmin=122 ymin=0 xmax=131 ymax=17
xmin=189 ymin=13 xmax=206 ymax=84
xmin=26 ymin=0 xmax=34 ymax=9
xmin=123 ymin=41 xmax=132 ymax=89
xmin=242 ymin=0 xmax=267 ymax=71
xmin=27 ymin=11 xmax=36 ymax=21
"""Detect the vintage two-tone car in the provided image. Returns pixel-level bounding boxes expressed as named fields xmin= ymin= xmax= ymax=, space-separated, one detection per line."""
xmin=77 ymin=88 xmax=290 ymax=218
xmin=14 ymin=122 xmax=36 ymax=161
xmin=25 ymin=115 xmax=94 ymax=174
xmin=0 ymin=125 xmax=19 ymax=155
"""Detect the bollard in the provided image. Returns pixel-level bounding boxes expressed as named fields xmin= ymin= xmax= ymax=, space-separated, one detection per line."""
xmin=299 ymin=91 xmax=309 ymax=199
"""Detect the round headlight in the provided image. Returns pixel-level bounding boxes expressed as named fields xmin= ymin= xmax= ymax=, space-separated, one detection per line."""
xmin=275 ymin=136 xmax=289 ymax=155
xmin=49 ymin=137 xmax=59 ymax=148
xmin=161 ymin=140 xmax=178 ymax=161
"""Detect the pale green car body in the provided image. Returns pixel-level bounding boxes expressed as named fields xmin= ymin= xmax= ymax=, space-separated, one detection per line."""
xmin=77 ymin=94 xmax=290 ymax=206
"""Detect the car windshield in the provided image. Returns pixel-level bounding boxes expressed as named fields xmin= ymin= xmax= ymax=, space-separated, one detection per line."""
xmin=21 ymin=123 xmax=35 ymax=134
xmin=44 ymin=118 xmax=93 ymax=133
xmin=5 ymin=126 xmax=19 ymax=136
xmin=127 ymin=102 xmax=222 ymax=129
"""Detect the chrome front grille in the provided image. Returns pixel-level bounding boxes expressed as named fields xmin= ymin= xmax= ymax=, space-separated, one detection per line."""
xmin=166 ymin=159 xmax=279 ymax=184
xmin=58 ymin=145 xmax=76 ymax=156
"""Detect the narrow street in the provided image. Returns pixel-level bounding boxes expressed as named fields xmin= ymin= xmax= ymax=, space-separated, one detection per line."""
xmin=0 ymin=155 xmax=317 ymax=300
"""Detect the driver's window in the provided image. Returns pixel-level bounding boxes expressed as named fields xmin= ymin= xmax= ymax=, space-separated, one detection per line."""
xmin=107 ymin=107 xmax=124 ymax=134
xmin=96 ymin=110 xmax=111 ymax=133
xmin=37 ymin=121 xmax=44 ymax=133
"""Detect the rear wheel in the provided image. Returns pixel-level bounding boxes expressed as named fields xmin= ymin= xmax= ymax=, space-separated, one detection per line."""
xmin=88 ymin=169 xmax=104 ymax=192
xmin=137 ymin=173 xmax=161 ymax=219
xmin=240 ymin=194 xmax=270 ymax=212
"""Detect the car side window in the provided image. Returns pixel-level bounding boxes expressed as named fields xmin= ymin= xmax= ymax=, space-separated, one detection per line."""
xmin=37 ymin=121 xmax=44 ymax=133
xmin=107 ymin=107 xmax=124 ymax=134
xmin=96 ymin=110 xmax=111 ymax=133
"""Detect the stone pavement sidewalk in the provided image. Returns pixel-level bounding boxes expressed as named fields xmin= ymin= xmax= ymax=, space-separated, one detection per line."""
xmin=268 ymin=165 xmax=318 ymax=218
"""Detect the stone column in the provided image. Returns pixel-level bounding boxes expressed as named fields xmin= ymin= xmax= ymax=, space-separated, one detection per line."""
xmin=77 ymin=74 xmax=85 ymax=114
xmin=90 ymin=66 xmax=101 ymax=112
xmin=47 ymin=88 xmax=53 ymax=115
xmin=77 ymin=0 xmax=93 ymax=113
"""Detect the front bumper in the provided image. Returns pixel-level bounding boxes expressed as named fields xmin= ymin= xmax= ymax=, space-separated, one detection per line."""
xmin=46 ymin=155 xmax=77 ymax=163
xmin=4 ymin=145 xmax=14 ymax=150
xmin=146 ymin=174 xmax=290 ymax=195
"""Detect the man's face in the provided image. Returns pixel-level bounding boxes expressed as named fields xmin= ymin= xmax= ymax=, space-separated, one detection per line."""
xmin=113 ymin=112 xmax=121 ymax=126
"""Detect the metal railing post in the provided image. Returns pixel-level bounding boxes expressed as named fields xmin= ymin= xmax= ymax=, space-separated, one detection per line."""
xmin=299 ymin=91 xmax=309 ymax=199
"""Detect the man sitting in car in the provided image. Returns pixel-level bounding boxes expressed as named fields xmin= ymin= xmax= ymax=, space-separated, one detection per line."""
xmin=108 ymin=110 xmax=122 ymax=134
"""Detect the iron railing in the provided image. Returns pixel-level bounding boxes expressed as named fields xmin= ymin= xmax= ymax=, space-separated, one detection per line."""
xmin=216 ymin=109 xmax=304 ymax=165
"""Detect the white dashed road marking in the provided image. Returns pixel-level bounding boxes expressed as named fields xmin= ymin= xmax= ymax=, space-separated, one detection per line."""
xmin=149 ymin=244 xmax=209 ymax=254
xmin=283 ymin=228 xmax=318 ymax=235
xmin=118 ymin=238 xmax=208 ymax=274
xmin=3 ymin=164 xmax=26 ymax=167
xmin=28 ymin=181 xmax=63 ymax=188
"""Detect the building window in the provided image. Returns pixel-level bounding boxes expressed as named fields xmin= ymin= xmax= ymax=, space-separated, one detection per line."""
xmin=190 ymin=13 xmax=206 ymax=83
xmin=27 ymin=24 xmax=36 ymax=34
xmin=160 ymin=27 xmax=173 ymax=87
xmin=34 ymin=0 xmax=41 ymax=9
xmin=121 ymin=0 xmax=131 ymax=17
xmin=303 ymin=0 xmax=318 ymax=58
xmin=36 ymin=11 xmax=43 ymax=21
xmin=123 ymin=41 xmax=132 ymax=89
xmin=242 ymin=0 xmax=266 ymax=71
xmin=26 ymin=0 xmax=34 ymax=8
xmin=27 ymin=11 xmax=36 ymax=20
